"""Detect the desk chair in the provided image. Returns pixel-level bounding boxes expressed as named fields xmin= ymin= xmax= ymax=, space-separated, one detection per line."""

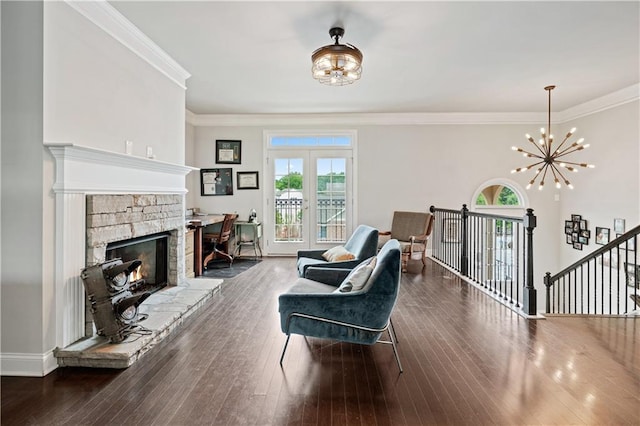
xmin=203 ymin=213 xmax=237 ymax=269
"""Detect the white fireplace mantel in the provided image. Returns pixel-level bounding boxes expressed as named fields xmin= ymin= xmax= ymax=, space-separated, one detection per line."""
xmin=46 ymin=143 xmax=198 ymax=194
xmin=45 ymin=142 xmax=198 ymax=355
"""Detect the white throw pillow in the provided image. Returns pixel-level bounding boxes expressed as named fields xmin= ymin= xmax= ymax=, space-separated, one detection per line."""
xmin=338 ymin=257 xmax=376 ymax=293
xmin=322 ymin=245 xmax=356 ymax=262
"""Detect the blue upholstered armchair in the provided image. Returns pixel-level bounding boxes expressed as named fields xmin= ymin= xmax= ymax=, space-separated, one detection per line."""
xmin=279 ymin=239 xmax=403 ymax=372
xmin=296 ymin=224 xmax=379 ymax=278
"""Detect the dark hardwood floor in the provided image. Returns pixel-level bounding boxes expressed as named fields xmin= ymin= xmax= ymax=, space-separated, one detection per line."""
xmin=2 ymin=258 xmax=639 ymax=425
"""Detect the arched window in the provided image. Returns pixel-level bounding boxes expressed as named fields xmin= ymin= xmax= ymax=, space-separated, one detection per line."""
xmin=476 ymin=185 xmax=519 ymax=206
xmin=471 ymin=179 xmax=528 ymax=211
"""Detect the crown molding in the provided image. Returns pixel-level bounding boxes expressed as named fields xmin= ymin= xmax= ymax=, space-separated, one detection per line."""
xmin=187 ymin=84 xmax=639 ymax=127
xmin=64 ymin=0 xmax=190 ymax=89
xmin=186 ymin=109 xmax=198 ymax=126
xmin=189 ymin=112 xmax=545 ymax=127
xmin=555 ymin=83 xmax=639 ymax=122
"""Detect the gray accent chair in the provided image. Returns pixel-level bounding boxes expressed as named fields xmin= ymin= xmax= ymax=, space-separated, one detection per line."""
xmin=279 ymin=239 xmax=403 ymax=372
xmin=378 ymin=211 xmax=434 ymax=272
xmin=296 ymin=224 xmax=379 ymax=278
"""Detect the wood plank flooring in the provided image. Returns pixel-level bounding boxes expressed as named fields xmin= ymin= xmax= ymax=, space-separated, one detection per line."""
xmin=2 ymin=257 xmax=639 ymax=425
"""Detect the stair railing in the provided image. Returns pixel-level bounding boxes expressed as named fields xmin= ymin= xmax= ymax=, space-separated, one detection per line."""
xmin=544 ymin=225 xmax=640 ymax=315
xmin=429 ymin=205 xmax=538 ymax=316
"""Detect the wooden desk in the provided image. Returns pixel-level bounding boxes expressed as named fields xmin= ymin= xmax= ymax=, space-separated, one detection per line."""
xmin=186 ymin=214 xmax=225 ymax=276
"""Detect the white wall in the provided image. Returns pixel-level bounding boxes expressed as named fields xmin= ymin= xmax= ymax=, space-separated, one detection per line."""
xmin=187 ymin=100 xmax=638 ymax=299
xmin=43 ymin=2 xmax=186 ymax=161
xmin=558 ymin=101 xmax=640 ymax=267
xmin=1 ymin=1 xmax=47 ymax=374
xmin=187 ymin=121 xmax=562 ymax=289
xmin=190 ymin=126 xmax=264 ymax=221
xmin=1 ymin=1 xmax=188 ymax=376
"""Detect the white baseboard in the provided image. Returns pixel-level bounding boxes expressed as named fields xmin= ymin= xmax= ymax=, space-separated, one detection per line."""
xmin=1 ymin=350 xmax=58 ymax=377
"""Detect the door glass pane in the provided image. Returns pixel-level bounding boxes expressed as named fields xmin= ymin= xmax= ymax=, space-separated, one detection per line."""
xmin=274 ymin=158 xmax=303 ymax=242
xmin=316 ymin=158 xmax=346 ymax=243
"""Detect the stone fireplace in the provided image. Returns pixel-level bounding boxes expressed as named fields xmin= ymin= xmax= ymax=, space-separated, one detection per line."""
xmin=46 ymin=143 xmax=197 ymax=350
xmin=84 ymin=193 xmax=184 ymax=336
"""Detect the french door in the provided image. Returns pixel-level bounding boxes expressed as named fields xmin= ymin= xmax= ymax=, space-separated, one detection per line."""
xmin=265 ymin=149 xmax=353 ymax=255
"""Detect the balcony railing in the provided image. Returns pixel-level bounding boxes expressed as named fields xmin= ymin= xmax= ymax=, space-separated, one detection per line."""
xmin=429 ymin=205 xmax=538 ymax=316
xmin=274 ymin=198 xmax=346 ymax=242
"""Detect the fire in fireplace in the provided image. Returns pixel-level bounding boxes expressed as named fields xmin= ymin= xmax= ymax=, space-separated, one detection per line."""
xmin=106 ymin=231 xmax=169 ymax=294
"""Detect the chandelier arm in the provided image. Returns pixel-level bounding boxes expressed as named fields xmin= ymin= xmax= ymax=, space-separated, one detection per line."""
xmin=519 ymin=149 xmax=545 ymax=159
xmin=540 ymin=134 xmax=550 ymax=157
xmin=551 ymin=163 xmax=572 ymax=186
xmin=520 ymin=160 xmax=546 ymax=170
xmin=555 ymin=146 xmax=585 ymax=158
xmin=549 ymin=165 xmax=562 ymax=186
xmin=552 ymin=135 xmax=572 ymax=156
xmin=527 ymin=169 xmax=542 ymax=187
xmin=537 ymin=164 xmax=551 ymax=188
xmin=555 ymin=160 xmax=589 ymax=168
xmin=526 ymin=138 xmax=548 ymax=156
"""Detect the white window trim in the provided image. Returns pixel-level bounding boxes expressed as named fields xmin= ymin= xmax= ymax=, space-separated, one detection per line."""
xmin=471 ymin=178 xmax=529 ymax=211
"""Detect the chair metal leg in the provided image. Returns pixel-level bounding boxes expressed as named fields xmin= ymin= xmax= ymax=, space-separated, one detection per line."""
xmin=279 ymin=334 xmax=291 ymax=367
xmin=389 ymin=318 xmax=399 ymax=344
xmin=388 ymin=320 xmax=403 ymax=373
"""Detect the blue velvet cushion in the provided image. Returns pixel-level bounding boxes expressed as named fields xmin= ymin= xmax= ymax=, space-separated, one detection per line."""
xmin=279 ymin=239 xmax=401 ymax=346
xmin=336 ymin=257 xmax=376 ymax=293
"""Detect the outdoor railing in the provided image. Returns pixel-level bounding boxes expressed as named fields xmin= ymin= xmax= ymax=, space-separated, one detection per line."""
xmin=429 ymin=205 xmax=538 ymax=316
xmin=544 ymin=225 xmax=640 ymax=315
xmin=274 ymin=198 xmax=346 ymax=242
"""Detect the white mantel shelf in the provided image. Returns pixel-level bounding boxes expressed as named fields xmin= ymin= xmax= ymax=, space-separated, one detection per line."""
xmin=46 ymin=143 xmax=198 ymax=194
xmin=46 ymin=142 xmax=200 ymax=356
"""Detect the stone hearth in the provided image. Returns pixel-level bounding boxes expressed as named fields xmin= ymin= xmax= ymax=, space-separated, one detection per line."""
xmin=55 ymin=277 xmax=222 ymax=368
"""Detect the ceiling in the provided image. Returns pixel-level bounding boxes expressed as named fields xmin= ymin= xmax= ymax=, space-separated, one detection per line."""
xmin=109 ymin=1 xmax=639 ymax=115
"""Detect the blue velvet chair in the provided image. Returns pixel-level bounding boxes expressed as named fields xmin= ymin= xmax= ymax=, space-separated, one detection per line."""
xmin=296 ymin=224 xmax=379 ymax=278
xmin=279 ymin=239 xmax=403 ymax=372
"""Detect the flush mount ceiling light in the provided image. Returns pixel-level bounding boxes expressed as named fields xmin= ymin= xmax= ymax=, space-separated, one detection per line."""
xmin=311 ymin=27 xmax=363 ymax=86
xmin=511 ymin=85 xmax=594 ymax=190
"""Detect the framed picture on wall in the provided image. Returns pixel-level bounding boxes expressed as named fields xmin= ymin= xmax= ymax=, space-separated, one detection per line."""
xmin=237 ymin=171 xmax=259 ymax=189
xmin=200 ymin=168 xmax=233 ymax=196
xmin=595 ymin=227 xmax=610 ymax=245
xmin=614 ymin=218 xmax=625 ymax=233
xmin=215 ymin=140 xmax=241 ymax=164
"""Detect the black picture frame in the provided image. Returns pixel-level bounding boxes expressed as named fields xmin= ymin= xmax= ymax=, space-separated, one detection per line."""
xmin=595 ymin=227 xmax=610 ymax=245
xmin=215 ymin=140 xmax=241 ymax=164
xmin=237 ymin=171 xmax=259 ymax=190
xmin=566 ymin=214 xmax=590 ymax=249
xmin=200 ymin=168 xmax=233 ymax=196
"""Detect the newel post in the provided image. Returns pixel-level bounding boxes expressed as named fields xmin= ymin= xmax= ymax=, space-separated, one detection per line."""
xmin=460 ymin=204 xmax=469 ymax=277
xmin=544 ymin=272 xmax=552 ymax=314
xmin=523 ymin=208 xmax=537 ymax=315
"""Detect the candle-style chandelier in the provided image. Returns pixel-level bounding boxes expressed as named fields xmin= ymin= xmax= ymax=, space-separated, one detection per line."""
xmin=511 ymin=85 xmax=594 ymax=190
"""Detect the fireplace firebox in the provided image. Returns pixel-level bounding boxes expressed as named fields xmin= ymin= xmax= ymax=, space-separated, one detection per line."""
xmin=106 ymin=232 xmax=170 ymax=294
